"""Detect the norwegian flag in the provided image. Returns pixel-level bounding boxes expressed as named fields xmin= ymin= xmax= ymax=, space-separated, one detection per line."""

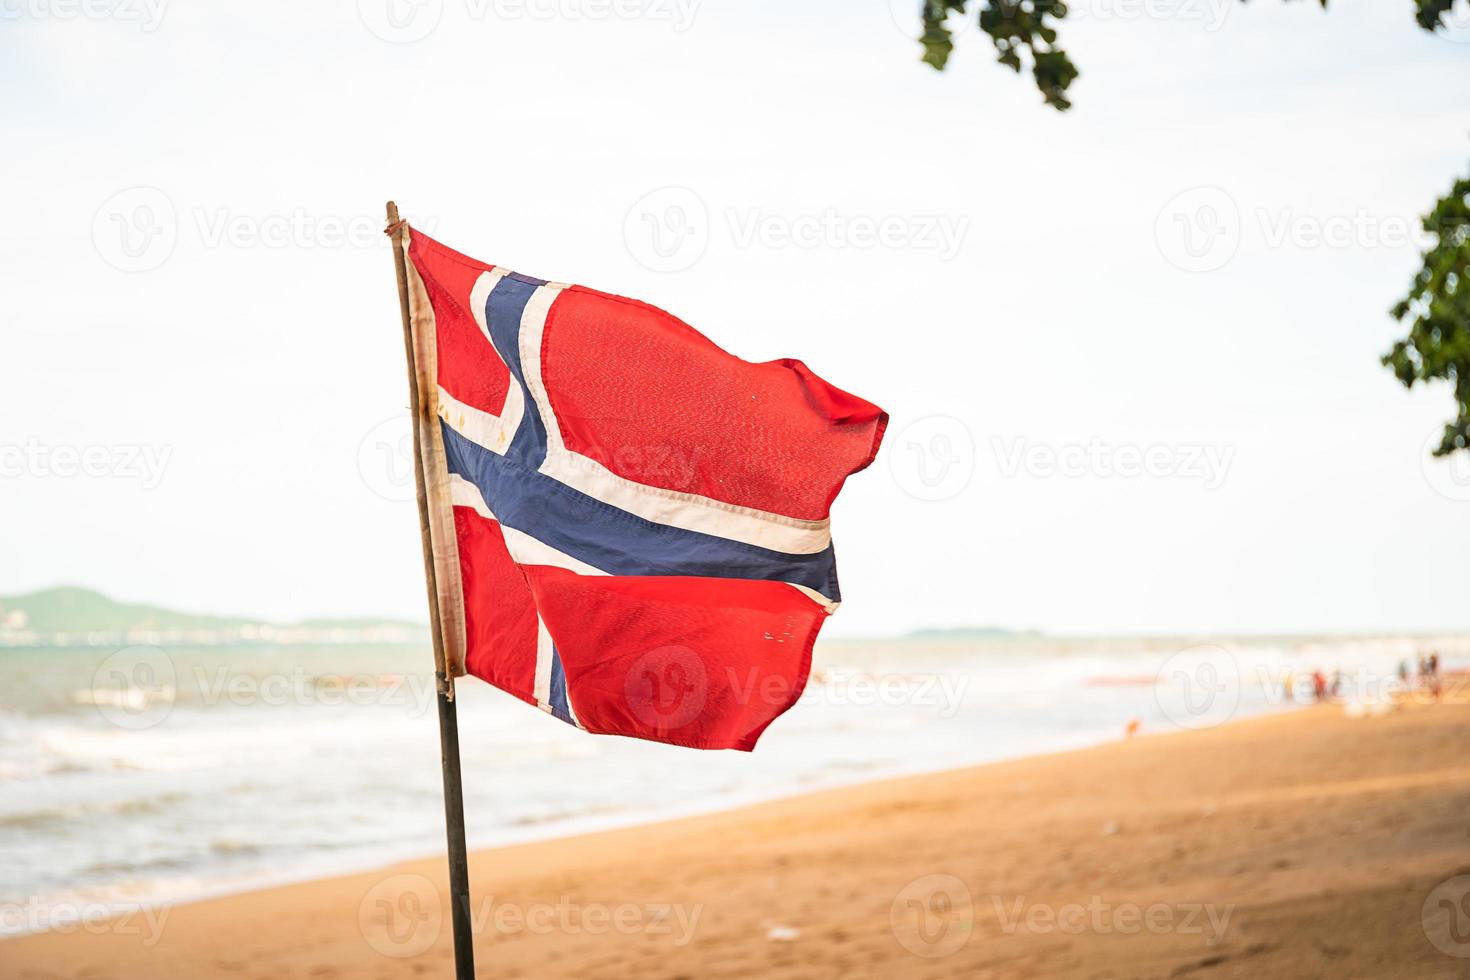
xmin=401 ymin=229 xmax=886 ymax=750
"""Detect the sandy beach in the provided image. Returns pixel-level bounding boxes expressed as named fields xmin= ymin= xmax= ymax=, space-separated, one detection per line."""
xmin=7 ymin=693 xmax=1468 ymax=979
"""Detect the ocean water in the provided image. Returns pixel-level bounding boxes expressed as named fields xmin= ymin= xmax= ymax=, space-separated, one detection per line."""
xmin=0 ymin=634 xmax=1463 ymax=936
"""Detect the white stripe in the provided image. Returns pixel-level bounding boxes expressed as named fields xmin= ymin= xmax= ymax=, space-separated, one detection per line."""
xmin=449 ymin=470 xmax=586 ymax=723
xmin=446 ymin=269 xmax=524 ymax=448
xmin=468 ymin=269 xmax=509 ymax=342
xmin=448 ymin=475 xmax=607 ymax=576
xmin=786 ymin=582 xmax=840 ymax=614
xmin=510 ymin=282 xmax=834 ymax=556
xmin=504 ymin=528 xmax=604 ymax=575
xmin=452 ymin=474 xmax=834 ymax=611
xmin=437 ymin=385 xmax=518 ymax=456
xmin=535 ymin=617 xmax=584 ymax=729
xmin=547 ymin=451 xmax=832 ymax=554
xmin=533 ymin=617 xmax=554 ymax=712
xmin=517 ymin=281 xmax=566 ymax=453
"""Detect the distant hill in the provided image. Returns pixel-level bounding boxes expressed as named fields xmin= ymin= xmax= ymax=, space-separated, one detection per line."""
xmin=0 ymin=586 xmax=425 ymax=646
xmin=0 ymin=586 xmax=250 ymax=634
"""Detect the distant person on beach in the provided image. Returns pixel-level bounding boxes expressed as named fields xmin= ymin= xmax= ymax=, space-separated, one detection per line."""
xmin=1428 ymin=653 xmax=1442 ymax=700
xmin=1312 ymin=670 xmax=1328 ymax=702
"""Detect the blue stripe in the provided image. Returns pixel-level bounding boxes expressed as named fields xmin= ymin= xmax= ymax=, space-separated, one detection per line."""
xmin=485 ymin=273 xmax=550 ymax=470
xmin=442 ymin=421 xmax=841 ymax=601
xmin=547 ymin=648 xmax=572 ymax=724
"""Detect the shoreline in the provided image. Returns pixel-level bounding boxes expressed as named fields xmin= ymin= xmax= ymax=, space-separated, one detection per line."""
xmin=5 ymin=699 xmax=1247 ymax=940
xmin=6 ymin=694 xmax=1468 ymax=977
xmin=24 ymin=634 xmax=1440 ymax=935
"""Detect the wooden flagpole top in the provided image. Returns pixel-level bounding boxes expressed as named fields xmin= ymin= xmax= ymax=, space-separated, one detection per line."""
xmin=385 ymin=197 xmax=477 ymax=980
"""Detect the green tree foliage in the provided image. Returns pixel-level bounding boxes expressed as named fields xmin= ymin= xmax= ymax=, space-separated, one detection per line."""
xmin=919 ymin=1 xmax=1464 ymax=113
xmin=917 ymin=0 xmax=1470 ymax=455
xmin=1386 ymin=173 xmax=1470 ymax=456
xmin=920 ymin=0 xmax=1077 ymax=109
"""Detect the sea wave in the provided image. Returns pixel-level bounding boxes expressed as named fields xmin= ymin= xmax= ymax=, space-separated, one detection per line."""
xmin=0 ymin=792 xmax=189 ymax=829
xmin=1 ymin=635 xmax=1464 ymax=930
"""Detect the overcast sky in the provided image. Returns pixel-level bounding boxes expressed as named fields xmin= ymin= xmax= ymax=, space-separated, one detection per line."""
xmin=4 ymin=0 xmax=1469 ymax=637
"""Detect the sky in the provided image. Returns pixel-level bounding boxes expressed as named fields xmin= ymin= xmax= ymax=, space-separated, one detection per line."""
xmin=2 ymin=0 xmax=1469 ymax=637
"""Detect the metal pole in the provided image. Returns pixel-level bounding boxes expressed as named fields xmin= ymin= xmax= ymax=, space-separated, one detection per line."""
xmin=386 ymin=200 xmax=476 ymax=980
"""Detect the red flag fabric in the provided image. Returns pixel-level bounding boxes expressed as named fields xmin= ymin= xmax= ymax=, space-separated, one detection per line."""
xmin=401 ymin=229 xmax=886 ymax=750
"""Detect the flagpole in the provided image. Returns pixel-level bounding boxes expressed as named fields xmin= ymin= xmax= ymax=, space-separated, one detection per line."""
xmin=386 ymin=200 xmax=477 ymax=980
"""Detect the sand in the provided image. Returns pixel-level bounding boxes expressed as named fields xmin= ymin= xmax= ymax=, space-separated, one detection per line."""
xmin=6 ymin=695 xmax=1469 ymax=979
